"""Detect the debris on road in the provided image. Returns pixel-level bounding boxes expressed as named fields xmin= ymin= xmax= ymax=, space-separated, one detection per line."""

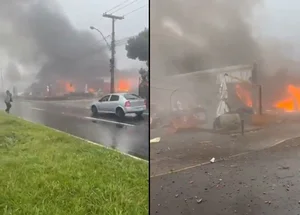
xmin=210 ymin=157 xmax=216 ymax=163
xmin=230 ymin=133 xmax=238 ymax=138
xmin=196 ymin=198 xmax=203 ymax=204
xmin=278 ymin=165 xmax=290 ymax=170
xmin=200 ymin=140 xmax=212 ymax=144
xmin=265 ymin=201 xmax=271 ymax=204
xmin=150 ymin=137 xmax=161 ymax=143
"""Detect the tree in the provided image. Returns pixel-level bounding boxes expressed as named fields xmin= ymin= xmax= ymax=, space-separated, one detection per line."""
xmin=126 ymin=28 xmax=149 ymax=68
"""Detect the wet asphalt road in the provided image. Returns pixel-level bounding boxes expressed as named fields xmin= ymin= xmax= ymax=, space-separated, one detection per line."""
xmin=1 ymin=100 xmax=149 ymax=160
xmin=151 ymin=137 xmax=300 ymax=215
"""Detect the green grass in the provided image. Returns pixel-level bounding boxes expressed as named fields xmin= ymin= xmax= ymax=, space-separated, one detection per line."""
xmin=0 ymin=112 xmax=148 ymax=215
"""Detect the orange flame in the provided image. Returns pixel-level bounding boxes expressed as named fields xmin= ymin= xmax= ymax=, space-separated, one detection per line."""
xmin=117 ymin=79 xmax=130 ymax=92
xmin=88 ymin=88 xmax=95 ymax=93
xmin=275 ymin=85 xmax=300 ymax=111
xmin=235 ymin=84 xmax=252 ymax=107
xmin=65 ymin=82 xmax=75 ymax=93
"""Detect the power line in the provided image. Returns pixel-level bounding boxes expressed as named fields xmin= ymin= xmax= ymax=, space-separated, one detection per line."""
xmin=110 ymin=0 xmax=141 ymax=14
xmin=123 ymin=5 xmax=147 ymax=17
xmin=105 ymin=0 xmax=131 ymax=13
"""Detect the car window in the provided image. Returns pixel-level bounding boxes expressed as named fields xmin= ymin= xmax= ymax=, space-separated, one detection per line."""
xmin=109 ymin=95 xmax=119 ymax=101
xmin=124 ymin=94 xmax=140 ymax=100
xmin=99 ymin=95 xmax=110 ymax=102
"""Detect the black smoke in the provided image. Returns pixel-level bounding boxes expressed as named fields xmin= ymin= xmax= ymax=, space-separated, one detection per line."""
xmin=0 ymin=0 xmax=109 ymax=82
xmin=150 ymin=0 xmax=262 ymax=75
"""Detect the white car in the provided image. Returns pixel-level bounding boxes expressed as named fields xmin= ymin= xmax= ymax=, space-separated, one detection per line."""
xmin=91 ymin=93 xmax=147 ymax=118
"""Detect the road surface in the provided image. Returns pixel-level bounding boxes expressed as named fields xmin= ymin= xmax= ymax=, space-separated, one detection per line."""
xmin=151 ymin=137 xmax=300 ymax=215
xmin=1 ymin=99 xmax=149 ymax=160
xmin=150 ymin=120 xmax=300 ymax=176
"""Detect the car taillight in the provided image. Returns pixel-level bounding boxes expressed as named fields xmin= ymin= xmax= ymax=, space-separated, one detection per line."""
xmin=144 ymin=100 xmax=147 ymax=106
xmin=125 ymin=101 xmax=131 ymax=107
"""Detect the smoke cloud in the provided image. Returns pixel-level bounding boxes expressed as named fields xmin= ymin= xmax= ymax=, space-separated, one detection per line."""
xmin=150 ymin=0 xmax=263 ymax=76
xmin=5 ymin=62 xmax=21 ymax=82
xmin=0 ymin=0 xmax=109 ymax=83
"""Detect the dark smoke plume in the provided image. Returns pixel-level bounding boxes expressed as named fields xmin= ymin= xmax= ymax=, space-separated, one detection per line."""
xmin=150 ymin=0 xmax=262 ymax=76
xmin=0 ymin=0 xmax=109 ymax=82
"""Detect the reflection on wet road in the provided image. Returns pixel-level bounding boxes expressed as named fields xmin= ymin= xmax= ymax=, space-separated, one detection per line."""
xmin=1 ymin=100 xmax=149 ymax=160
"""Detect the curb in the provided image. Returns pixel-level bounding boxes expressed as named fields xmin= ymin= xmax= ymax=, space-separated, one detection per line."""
xmin=2 ymin=112 xmax=148 ymax=162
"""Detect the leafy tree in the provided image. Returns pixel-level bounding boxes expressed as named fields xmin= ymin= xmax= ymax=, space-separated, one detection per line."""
xmin=126 ymin=28 xmax=149 ymax=68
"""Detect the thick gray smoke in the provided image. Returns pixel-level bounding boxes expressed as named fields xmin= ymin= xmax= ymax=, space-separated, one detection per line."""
xmin=0 ymin=0 xmax=109 ymax=82
xmin=150 ymin=0 xmax=262 ymax=76
xmin=5 ymin=62 xmax=21 ymax=82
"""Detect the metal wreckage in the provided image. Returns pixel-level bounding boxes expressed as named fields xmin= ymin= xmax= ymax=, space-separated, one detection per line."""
xmin=150 ymin=64 xmax=278 ymax=133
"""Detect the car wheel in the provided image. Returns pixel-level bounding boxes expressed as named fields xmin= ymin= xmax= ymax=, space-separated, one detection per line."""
xmin=136 ymin=111 xmax=143 ymax=117
xmin=91 ymin=105 xmax=98 ymax=116
xmin=116 ymin=108 xmax=125 ymax=118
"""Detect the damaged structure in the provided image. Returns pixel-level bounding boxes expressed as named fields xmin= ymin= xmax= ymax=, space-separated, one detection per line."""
xmin=151 ymin=64 xmax=268 ymax=131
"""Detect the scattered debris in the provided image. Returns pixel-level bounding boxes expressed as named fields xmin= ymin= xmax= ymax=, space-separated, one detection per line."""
xmin=150 ymin=137 xmax=161 ymax=143
xmin=265 ymin=201 xmax=271 ymax=204
xmin=189 ymin=181 xmax=194 ymax=184
xmin=175 ymin=194 xmax=179 ymax=198
xmin=200 ymin=141 xmax=212 ymax=144
xmin=210 ymin=157 xmax=216 ymax=163
xmin=196 ymin=198 xmax=203 ymax=204
xmin=278 ymin=165 xmax=290 ymax=170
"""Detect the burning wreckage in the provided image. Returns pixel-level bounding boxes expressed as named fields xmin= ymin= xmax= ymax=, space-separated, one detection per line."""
xmin=150 ymin=64 xmax=293 ymax=132
xmin=24 ymin=72 xmax=147 ymax=100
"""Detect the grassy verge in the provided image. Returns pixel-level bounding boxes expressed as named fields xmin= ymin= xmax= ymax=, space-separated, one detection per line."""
xmin=0 ymin=112 xmax=148 ymax=215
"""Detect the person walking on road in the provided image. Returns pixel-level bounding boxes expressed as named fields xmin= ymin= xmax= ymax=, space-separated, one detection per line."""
xmin=4 ymin=90 xmax=13 ymax=113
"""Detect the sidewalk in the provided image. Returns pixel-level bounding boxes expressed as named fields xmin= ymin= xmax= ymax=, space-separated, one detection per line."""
xmin=151 ymin=136 xmax=300 ymax=215
xmin=150 ymin=122 xmax=300 ymax=176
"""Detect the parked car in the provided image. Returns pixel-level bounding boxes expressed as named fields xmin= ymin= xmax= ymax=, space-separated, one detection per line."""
xmin=91 ymin=93 xmax=146 ymax=118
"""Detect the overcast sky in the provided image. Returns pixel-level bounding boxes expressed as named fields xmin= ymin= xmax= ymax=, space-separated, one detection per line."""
xmin=255 ymin=0 xmax=300 ymax=38
xmin=57 ymin=0 xmax=149 ymax=70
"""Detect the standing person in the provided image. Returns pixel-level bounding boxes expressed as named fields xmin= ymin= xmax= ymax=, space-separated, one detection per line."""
xmin=4 ymin=90 xmax=12 ymax=113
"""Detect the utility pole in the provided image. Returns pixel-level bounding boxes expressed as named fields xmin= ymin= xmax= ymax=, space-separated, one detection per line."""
xmin=103 ymin=13 xmax=124 ymax=93
xmin=0 ymin=68 xmax=3 ymax=93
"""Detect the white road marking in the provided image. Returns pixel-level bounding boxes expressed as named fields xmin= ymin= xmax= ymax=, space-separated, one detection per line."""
xmin=84 ymin=116 xmax=135 ymax=127
xmin=30 ymin=106 xmax=137 ymax=127
xmin=13 ymin=115 xmax=147 ymax=162
xmin=31 ymin=107 xmax=45 ymax=111
xmin=150 ymin=136 xmax=300 ymax=178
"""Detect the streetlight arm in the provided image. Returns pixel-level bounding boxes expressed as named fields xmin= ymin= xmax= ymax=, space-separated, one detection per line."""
xmin=90 ymin=26 xmax=111 ymax=50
